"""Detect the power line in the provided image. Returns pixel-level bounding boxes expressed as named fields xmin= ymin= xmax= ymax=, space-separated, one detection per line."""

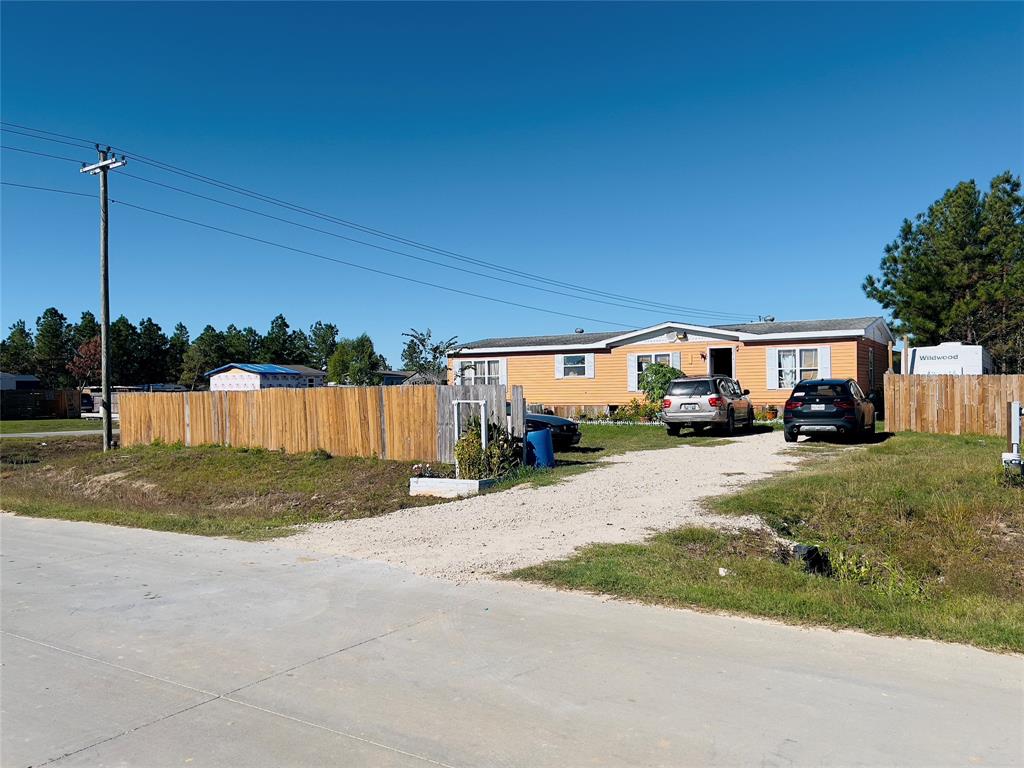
xmin=2 ymin=180 xmax=638 ymax=329
xmin=4 ymin=122 xmax=756 ymax=321
xmin=122 ymin=154 xmax=755 ymax=321
xmin=1 ymin=121 xmax=758 ymax=322
xmin=110 ymin=198 xmax=639 ymax=328
xmin=0 ymin=125 xmax=95 ymax=151
xmin=3 ymin=132 xmax=747 ymax=322
xmin=115 ymin=169 xmax=737 ymax=320
xmin=0 ymin=122 xmax=97 ymax=148
xmin=0 ymin=144 xmax=89 ymax=164
xmin=1 ymin=180 xmax=94 ymax=198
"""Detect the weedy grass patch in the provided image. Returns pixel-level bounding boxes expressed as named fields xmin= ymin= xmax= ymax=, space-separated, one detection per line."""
xmin=513 ymin=432 xmax=1024 ymax=652
xmin=0 ymin=437 xmax=444 ymax=539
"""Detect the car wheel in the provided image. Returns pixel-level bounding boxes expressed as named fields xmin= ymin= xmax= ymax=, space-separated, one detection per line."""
xmin=666 ymin=424 xmax=681 ymax=437
xmin=784 ymin=429 xmax=797 ymax=443
xmin=723 ymin=409 xmax=735 ymax=436
xmin=866 ymin=417 xmax=876 ymax=435
xmin=746 ymin=407 xmax=755 ymax=430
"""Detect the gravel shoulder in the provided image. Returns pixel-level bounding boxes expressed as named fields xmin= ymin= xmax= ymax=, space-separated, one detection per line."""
xmin=280 ymin=430 xmax=800 ymax=581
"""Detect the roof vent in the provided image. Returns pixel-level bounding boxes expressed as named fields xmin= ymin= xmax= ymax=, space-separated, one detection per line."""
xmin=759 ymin=315 xmax=776 ymax=323
xmin=574 ymin=328 xmax=585 ymax=334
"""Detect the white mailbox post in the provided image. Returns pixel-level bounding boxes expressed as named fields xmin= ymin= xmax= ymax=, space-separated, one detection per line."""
xmin=1003 ymin=401 xmax=1023 ymax=478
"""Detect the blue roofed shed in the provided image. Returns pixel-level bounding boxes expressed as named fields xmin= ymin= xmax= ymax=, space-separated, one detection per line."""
xmin=205 ymin=363 xmax=326 ymax=391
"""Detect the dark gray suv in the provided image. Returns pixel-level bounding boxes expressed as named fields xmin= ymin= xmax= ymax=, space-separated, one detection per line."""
xmin=783 ymin=378 xmax=876 ymax=442
xmin=661 ymin=376 xmax=755 ymax=436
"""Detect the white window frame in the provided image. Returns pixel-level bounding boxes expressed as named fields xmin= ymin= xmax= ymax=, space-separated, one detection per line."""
xmin=555 ymin=353 xmax=595 ymax=379
xmin=637 ymin=352 xmax=671 ymax=372
xmin=766 ymin=346 xmax=831 ymax=390
xmin=456 ymin=358 xmax=507 ymax=386
xmin=626 ymin=351 xmax=680 ymax=391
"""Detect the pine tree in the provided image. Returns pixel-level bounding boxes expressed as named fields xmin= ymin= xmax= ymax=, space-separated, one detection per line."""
xmin=308 ymin=321 xmax=339 ymax=370
xmin=864 ymin=171 xmax=1024 ymax=373
xmin=71 ymin=311 xmax=100 ymax=349
xmin=0 ymin=320 xmax=36 ymax=374
xmin=109 ymin=316 xmax=141 ymax=385
xmin=137 ymin=318 xmax=171 ymax=383
xmin=260 ymin=314 xmax=291 ymax=363
xmin=178 ymin=325 xmax=226 ymax=389
xmin=34 ymin=307 xmax=72 ymax=387
xmin=167 ymin=323 xmax=190 ymax=384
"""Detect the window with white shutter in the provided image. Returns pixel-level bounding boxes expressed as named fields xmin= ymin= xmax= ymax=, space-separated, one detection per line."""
xmin=767 ymin=346 xmax=831 ymax=389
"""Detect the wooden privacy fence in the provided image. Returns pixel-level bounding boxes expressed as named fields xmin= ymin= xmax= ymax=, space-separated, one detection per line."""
xmin=119 ymin=384 xmax=524 ymax=463
xmin=883 ymin=373 xmax=1024 ymax=436
xmin=0 ymin=389 xmax=80 ymax=420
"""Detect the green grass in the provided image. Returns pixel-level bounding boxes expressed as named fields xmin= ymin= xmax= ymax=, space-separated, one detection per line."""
xmin=0 ymin=437 xmax=444 ymax=539
xmin=0 ymin=418 xmax=104 ymax=434
xmin=491 ymin=422 xmax=742 ymax=491
xmin=513 ymin=432 xmax=1024 ymax=652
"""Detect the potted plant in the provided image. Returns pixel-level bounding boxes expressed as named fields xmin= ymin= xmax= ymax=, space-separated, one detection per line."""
xmin=409 ymin=421 xmax=519 ymax=498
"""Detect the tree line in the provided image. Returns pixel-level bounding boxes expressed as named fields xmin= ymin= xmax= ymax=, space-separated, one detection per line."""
xmin=0 ymin=310 xmax=456 ymax=389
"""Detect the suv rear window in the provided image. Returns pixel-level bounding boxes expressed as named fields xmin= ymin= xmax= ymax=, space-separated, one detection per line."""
xmin=667 ymin=380 xmax=713 ymax=396
xmin=792 ymin=383 xmax=850 ymax=398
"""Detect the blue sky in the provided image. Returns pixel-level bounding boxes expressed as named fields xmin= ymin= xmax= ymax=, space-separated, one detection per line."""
xmin=2 ymin=1 xmax=1022 ymax=364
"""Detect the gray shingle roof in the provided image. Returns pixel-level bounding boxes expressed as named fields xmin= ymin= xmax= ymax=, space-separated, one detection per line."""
xmin=455 ymin=317 xmax=884 ymax=351
xmin=287 ymin=365 xmax=328 ymax=376
xmin=713 ymin=316 xmax=881 ymax=335
xmin=458 ymin=331 xmax=622 ymax=350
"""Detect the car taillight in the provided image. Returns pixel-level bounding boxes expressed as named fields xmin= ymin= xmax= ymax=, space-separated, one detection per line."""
xmin=707 ymin=396 xmax=724 ymax=407
xmin=662 ymin=398 xmax=671 ymax=409
xmin=834 ymin=399 xmax=856 ymax=410
xmin=784 ymin=399 xmax=802 ymax=410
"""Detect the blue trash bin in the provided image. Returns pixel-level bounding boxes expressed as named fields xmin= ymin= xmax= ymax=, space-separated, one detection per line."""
xmin=525 ymin=428 xmax=555 ymax=468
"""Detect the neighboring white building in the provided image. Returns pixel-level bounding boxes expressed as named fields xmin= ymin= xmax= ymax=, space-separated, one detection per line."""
xmin=205 ymin=363 xmax=324 ymax=391
xmin=906 ymin=342 xmax=994 ymax=375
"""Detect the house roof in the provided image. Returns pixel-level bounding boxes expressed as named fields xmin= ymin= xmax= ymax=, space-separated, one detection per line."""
xmin=380 ymin=370 xmax=414 ymax=378
xmin=713 ymin=316 xmax=884 ymax=335
xmin=0 ymin=372 xmax=41 ymax=380
xmin=454 ymin=316 xmax=893 ymax=354
xmin=204 ymin=363 xmax=306 ymax=377
xmin=458 ymin=330 xmax=623 ymax=351
xmin=286 ymin=365 xmax=328 ymax=376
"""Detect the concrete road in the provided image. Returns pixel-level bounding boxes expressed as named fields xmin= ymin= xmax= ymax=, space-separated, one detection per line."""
xmin=0 ymin=429 xmax=115 ymax=439
xmin=2 ymin=515 xmax=1021 ymax=768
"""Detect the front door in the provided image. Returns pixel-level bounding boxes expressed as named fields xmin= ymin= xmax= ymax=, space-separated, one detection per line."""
xmin=708 ymin=347 xmax=733 ymax=377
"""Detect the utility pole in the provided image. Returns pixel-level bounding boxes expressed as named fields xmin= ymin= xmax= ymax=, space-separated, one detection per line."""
xmin=81 ymin=146 xmax=126 ymax=451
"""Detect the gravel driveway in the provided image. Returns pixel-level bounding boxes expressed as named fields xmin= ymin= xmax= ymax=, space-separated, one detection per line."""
xmin=280 ymin=430 xmax=799 ymax=581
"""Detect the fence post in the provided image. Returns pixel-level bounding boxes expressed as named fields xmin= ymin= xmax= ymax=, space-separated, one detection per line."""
xmin=223 ymin=393 xmax=231 ymax=448
xmin=509 ymin=385 xmax=525 ymax=438
xmin=377 ymin=387 xmax=388 ymax=459
xmin=183 ymin=392 xmax=191 ymax=446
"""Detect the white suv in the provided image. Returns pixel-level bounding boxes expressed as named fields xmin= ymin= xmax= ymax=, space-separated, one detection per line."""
xmin=660 ymin=376 xmax=755 ymax=436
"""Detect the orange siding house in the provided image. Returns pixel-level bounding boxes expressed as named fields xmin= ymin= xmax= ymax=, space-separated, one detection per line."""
xmin=448 ymin=317 xmax=893 ymax=412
